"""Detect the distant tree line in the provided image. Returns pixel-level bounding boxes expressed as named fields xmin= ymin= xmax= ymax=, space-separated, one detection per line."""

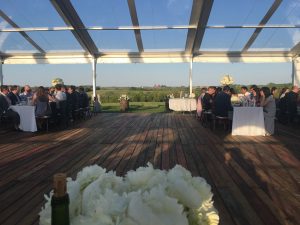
xmin=89 ymin=83 xmax=293 ymax=103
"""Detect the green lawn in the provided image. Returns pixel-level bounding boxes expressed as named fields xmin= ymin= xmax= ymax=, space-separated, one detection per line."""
xmin=100 ymin=102 xmax=166 ymax=113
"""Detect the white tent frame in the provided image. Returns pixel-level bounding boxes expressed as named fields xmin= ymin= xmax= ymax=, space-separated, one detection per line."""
xmin=0 ymin=0 xmax=300 ymax=95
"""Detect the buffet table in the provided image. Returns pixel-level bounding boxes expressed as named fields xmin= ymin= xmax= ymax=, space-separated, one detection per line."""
xmin=232 ymin=107 xmax=265 ymax=136
xmin=10 ymin=105 xmax=37 ymax=132
xmin=169 ymin=98 xmax=197 ymax=112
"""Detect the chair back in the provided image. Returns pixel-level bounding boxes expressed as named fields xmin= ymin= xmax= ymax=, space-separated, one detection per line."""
xmin=35 ymin=101 xmax=51 ymax=117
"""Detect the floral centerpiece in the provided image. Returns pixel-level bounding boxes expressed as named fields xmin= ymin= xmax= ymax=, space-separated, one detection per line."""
xmin=39 ymin=163 xmax=219 ymax=225
xmin=220 ymin=75 xmax=234 ymax=86
xmin=119 ymin=94 xmax=130 ymax=101
xmin=51 ymin=78 xmax=64 ymax=86
xmin=119 ymin=94 xmax=130 ymax=112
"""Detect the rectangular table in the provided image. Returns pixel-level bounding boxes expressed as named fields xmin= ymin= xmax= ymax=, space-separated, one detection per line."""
xmin=169 ymin=98 xmax=197 ymax=112
xmin=10 ymin=105 xmax=37 ymax=132
xmin=232 ymin=107 xmax=265 ymax=136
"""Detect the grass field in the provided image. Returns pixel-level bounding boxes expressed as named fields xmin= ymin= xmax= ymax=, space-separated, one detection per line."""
xmin=100 ymin=102 xmax=166 ymax=113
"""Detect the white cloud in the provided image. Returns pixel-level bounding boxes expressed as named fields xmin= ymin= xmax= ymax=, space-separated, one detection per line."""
xmin=0 ymin=20 xmax=10 ymax=50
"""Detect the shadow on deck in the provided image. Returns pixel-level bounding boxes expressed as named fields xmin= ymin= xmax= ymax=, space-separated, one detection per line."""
xmin=0 ymin=113 xmax=299 ymax=225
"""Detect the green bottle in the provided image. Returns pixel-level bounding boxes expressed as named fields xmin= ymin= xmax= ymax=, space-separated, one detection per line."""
xmin=51 ymin=173 xmax=70 ymax=225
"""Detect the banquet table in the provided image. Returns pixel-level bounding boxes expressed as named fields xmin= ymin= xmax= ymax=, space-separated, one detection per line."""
xmin=10 ymin=105 xmax=37 ymax=132
xmin=169 ymin=98 xmax=197 ymax=112
xmin=232 ymin=107 xmax=265 ymax=136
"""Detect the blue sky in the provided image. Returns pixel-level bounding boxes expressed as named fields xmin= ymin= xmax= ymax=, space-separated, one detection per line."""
xmin=3 ymin=62 xmax=292 ymax=87
xmin=0 ymin=0 xmax=299 ymax=86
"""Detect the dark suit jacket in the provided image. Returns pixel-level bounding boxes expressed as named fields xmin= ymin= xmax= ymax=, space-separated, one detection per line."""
xmin=202 ymin=93 xmax=214 ymax=111
xmin=7 ymin=92 xmax=20 ymax=105
xmin=214 ymin=92 xmax=233 ymax=117
xmin=0 ymin=94 xmax=10 ymax=115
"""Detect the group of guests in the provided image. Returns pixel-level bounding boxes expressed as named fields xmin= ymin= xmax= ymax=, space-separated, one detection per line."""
xmin=197 ymin=85 xmax=300 ymax=136
xmin=0 ymin=84 xmax=90 ymax=130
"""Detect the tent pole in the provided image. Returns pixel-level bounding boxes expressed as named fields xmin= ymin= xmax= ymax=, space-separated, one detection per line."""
xmin=92 ymin=57 xmax=97 ymax=98
xmin=0 ymin=58 xmax=3 ymax=86
xmin=189 ymin=59 xmax=193 ymax=97
xmin=292 ymin=57 xmax=300 ymax=87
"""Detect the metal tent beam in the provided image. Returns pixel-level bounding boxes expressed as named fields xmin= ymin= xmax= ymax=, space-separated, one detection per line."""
xmin=51 ymin=0 xmax=99 ymax=56
xmin=292 ymin=57 xmax=300 ymax=86
xmin=191 ymin=0 xmax=214 ymax=54
xmin=291 ymin=42 xmax=300 ymax=57
xmin=0 ymin=58 xmax=3 ymax=86
xmin=0 ymin=10 xmax=45 ymax=53
xmin=127 ymin=0 xmax=144 ymax=52
xmin=92 ymin=58 xmax=97 ymax=97
xmin=242 ymin=0 xmax=282 ymax=52
xmin=185 ymin=0 xmax=204 ymax=53
xmin=189 ymin=59 xmax=193 ymax=97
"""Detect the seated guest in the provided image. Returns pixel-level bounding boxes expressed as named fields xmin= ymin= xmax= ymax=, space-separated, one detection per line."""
xmin=286 ymin=85 xmax=299 ymax=123
xmin=241 ymin=86 xmax=251 ymax=99
xmin=214 ymin=86 xmax=233 ymax=117
xmin=271 ymin=87 xmax=277 ymax=96
xmin=260 ymin=87 xmax=276 ymax=136
xmin=54 ymin=84 xmax=67 ymax=103
xmin=19 ymin=85 xmax=33 ymax=102
xmin=7 ymin=85 xmax=21 ymax=105
xmin=0 ymin=85 xmax=20 ymax=130
xmin=78 ymin=86 xmax=89 ymax=108
xmin=202 ymin=86 xmax=216 ymax=111
xmin=33 ymin=86 xmax=51 ymax=129
xmin=278 ymin=87 xmax=289 ymax=122
xmin=196 ymin=87 xmax=207 ymax=118
xmin=249 ymin=85 xmax=258 ymax=93
xmin=68 ymin=85 xmax=80 ymax=120
xmin=33 ymin=86 xmax=51 ymax=117
xmin=251 ymin=87 xmax=261 ymax=106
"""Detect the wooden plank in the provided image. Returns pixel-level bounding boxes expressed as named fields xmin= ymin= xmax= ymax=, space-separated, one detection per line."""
xmin=0 ymin=113 xmax=300 ymax=225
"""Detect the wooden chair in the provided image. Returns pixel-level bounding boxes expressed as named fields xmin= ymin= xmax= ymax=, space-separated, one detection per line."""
xmin=201 ymin=110 xmax=214 ymax=129
xmin=213 ymin=116 xmax=230 ymax=130
xmin=36 ymin=115 xmax=51 ymax=132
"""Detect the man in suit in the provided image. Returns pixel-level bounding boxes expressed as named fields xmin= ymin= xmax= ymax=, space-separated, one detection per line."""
xmin=286 ymin=85 xmax=299 ymax=123
xmin=0 ymin=85 xmax=20 ymax=130
xmin=202 ymin=86 xmax=216 ymax=111
xmin=214 ymin=85 xmax=233 ymax=117
xmin=7 ymin=85 xmax=21 ymax=105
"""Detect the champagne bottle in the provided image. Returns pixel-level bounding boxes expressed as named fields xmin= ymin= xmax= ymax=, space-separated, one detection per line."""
xmin=51 ymin=173 xmax=70 ymax=225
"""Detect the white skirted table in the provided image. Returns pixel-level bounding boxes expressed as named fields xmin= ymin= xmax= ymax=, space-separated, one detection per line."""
xmin=232 ymin=107 xmax=265 ymax=136
xmin=169 ymin=98 xmax=197 ymax=112
xmin=10 ymin=105 xmax=37 ymax=132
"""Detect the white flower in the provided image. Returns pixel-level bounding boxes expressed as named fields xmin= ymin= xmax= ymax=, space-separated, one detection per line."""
xmin=220 ymin=75 xmax=234 ymax=85
xmin=39 ymin=163 xmax=219 ymax=225
xmin=119 ymin=94 xmax=130 ymax=101
xmin=51 ymin=78 xmax=64 ymax=86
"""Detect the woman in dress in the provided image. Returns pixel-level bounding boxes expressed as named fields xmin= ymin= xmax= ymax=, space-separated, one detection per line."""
xmin=252 ymin=87 xmax=261 ymax=106
xmin=33 ymin=86 xmax=52 ymax=129
xmin=260 ymin=87 xmax=276 ymax=136
xmin=33 ymin=86 xmax=51 ymax=116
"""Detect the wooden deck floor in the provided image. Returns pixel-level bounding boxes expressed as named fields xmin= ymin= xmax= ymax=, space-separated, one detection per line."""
xmin=0 ymin=113 xmax=299 ymax=225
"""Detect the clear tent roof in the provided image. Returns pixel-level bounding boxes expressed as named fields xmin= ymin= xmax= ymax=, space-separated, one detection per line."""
xmin=0 ymin=0 xmax=299 ymax=64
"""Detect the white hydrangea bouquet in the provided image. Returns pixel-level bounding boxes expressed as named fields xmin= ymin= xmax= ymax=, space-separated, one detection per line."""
xmin=51 ymin=78 xmax=64 ymax=86
xmin=119 ymin=94 xmax=130 ymax=101
xmin=220 ymin=75 xmax=234 ymax=86
xmin=39 ymin=163 xmax=219 ymax=225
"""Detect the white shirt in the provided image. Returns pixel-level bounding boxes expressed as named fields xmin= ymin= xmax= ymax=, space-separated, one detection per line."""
xmin=55 ymin=91 xmax=67 ymax=101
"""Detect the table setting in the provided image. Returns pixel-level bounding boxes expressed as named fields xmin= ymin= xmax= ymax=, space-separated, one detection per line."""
xmin=10 ymin=99 xmax=37 ymax=132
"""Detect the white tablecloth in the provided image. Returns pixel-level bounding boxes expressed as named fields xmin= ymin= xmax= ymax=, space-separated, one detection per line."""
xmin=10 ymin=105 xmax=37 ymax=132
xmin=232 ymin=107 xmax=265 ymax=136
xmin=169 ymin=98 xmax=197 ymax=112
